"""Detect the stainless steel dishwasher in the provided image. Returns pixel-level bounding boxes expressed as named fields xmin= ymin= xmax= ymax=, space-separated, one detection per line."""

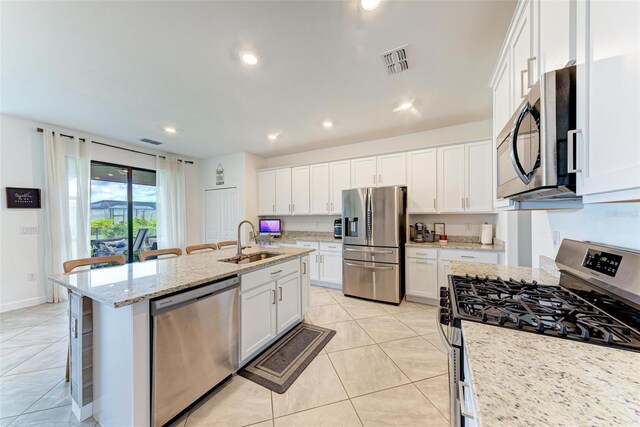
xmin=151 ymin=277 xmax=239 ymax=427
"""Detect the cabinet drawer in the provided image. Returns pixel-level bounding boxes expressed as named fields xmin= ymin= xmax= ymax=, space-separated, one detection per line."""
xmin=319 ymin=242 xmax=342 ymax=252
xmin=241 ymin=259 xmax=299 ymax=293
xmin=438 ymin=250 xmax=498 ymax=264
xmin=297 ymin=241 xmax=320 ymax=250
xmin=406 ymin=247 xmax=438 ymax=260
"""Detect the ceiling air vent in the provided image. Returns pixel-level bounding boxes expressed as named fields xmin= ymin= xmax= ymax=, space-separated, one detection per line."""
xmin=380 ymin=45 xmax=410 ymax=75
xmin=140 ymin=138 xmax=163 ymax=146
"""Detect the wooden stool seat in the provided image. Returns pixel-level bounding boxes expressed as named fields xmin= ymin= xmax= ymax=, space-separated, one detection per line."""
xmin=216 ymin=240 xmax=238 ymax=249
xmin=185 ymin=243 xmax=218 ymax=254
xmin=139 ymin=248 xmax=182 ymax=262
xmin=63 ymin=255 xmax=126 ymax=273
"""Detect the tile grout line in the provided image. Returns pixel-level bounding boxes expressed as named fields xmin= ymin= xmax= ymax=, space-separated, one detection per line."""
xmin=2 ymin=340 xmax=67 ymax=378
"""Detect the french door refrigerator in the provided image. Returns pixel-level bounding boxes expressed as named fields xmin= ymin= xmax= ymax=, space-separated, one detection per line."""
xmin=342 ymin=186 xmax=407 ymax=304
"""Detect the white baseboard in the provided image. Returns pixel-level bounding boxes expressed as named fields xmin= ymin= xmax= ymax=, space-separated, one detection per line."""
xmin=0 ymin=296 xmax=47 ymax=313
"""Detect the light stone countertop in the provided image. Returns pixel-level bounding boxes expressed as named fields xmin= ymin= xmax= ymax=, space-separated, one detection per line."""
xmin=405 ymin=241 xmax=504 ymax=252
xmin=48 ymin=245 xmax=313 ymax=308
xmin=450 ymin=261 xmax=640 ymax=427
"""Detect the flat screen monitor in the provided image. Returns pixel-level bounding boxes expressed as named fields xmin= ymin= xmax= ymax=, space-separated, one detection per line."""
xmin=259 ymin=219 xmax=281 ymax=236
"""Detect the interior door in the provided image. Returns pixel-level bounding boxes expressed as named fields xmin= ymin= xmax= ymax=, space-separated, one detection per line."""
xmin=205 ymin=188 xmax=238 ymax=243
xmin=329 ymin=160 xmax=351 ymax=214
xmin=276 ymin=273 xmax=301 ymax=333
xmin=310 ymin=163 xmax=330 ymax=214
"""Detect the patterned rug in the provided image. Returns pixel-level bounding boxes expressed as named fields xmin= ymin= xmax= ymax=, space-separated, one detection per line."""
xmin=238 ymin=322 xmax=335 ymax=393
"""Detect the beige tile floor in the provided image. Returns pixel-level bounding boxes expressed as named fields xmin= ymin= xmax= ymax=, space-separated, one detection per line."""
xmin=0 ymin=286 xmax=450 ymax=427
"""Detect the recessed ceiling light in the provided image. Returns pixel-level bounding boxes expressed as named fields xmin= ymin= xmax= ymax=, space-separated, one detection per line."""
xmin=241 ymin=52 xmax=259 ymax=66
xmin=268 ymin=133 xmax=279 ymax=141
xmin=164 ymin=126 xmax=177 ymax=134
xmin=361 ymin=0 xmax=381 ymax=11
xmin=393 ymin=101 xmax=413 ymax=112
xmin=322 ymin=120 xmax=334 ymax=128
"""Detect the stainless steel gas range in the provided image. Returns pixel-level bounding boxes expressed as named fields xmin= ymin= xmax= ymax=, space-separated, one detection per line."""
xmin=437 ymin=239 xmax=640 ymax=427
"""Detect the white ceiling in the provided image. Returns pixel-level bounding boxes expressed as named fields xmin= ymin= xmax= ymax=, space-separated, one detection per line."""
xmin=1 ymin=0 xmax=515 ymax=159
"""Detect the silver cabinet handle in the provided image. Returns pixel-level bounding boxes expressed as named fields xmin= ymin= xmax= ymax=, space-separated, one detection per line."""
xmin=327 ymin=245 xmax=337 ymax=249
xmin=279 ymin=286 xmax=283 ymax=301
xmin=527 ymin=56 xmax=536 ymax=88
xmin=415 ymin=252 xmax=430 ymax=256
xmin=330 ymin=201 xmax=334 ymax=212
xmin=373 ymin=174 xmax=376 ymax=184
xmin=272 ymin=289 xmax=276 ymax=304
xmin=289 ymin=203 xmax=291 ymax=212
xmin=415 ymin=260 xmax=430 ymax=264
xmin=315 ymin=254 xmax=319 ymax=263
xmin=345 ymin=262 xmax=393 ymax=270
xmin=326 ymin=202 xmax=329 ymax=212
xmin=458 ymin=381 xmax=476 ymax=420
xmin=433 ymin=199 xmax=436 ymax=209
xmin=520 ymin=69 xmax=527 ymax=98
xmin=292 ymin=203 xmax=295 ymax=212
xmin=461 ymin=197 xmax=464 ymax=209
xmin=303 ymin=261 xmax=307 ymax=275
xmin=466 ymin=197 xmax=470 ymax=209
xmin=345 ymin=248 xmax=393 ymax=254
xmin=272 ymin=204 xmax=275 ymax=213
xmin=461 ymin=255 xmax=475 ymax=259
xmin=378 ymin=174 xmax=382 ymax=184
xmin=567 ymin=129 xmax=583 ymax=173
xmin=271 ymin=269 xmax=283 ymax=275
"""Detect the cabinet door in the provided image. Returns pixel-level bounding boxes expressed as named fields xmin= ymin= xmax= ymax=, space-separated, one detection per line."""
xmin=276 ymin=273 xmax=301 ymax=333
xmin=351 ymin=157 xmax=377 ymax=188
xmin=300 ymin=256 xmax=310 ymax=315
xmin=275 ymin=168 xmax=292 ymax=215
xmin=511 ymin=0 xmax=534 ymax=107
xmin=377 ymin=153 xmax=406 ymax=186
xmin=407 ymin=149 xmax=437 ymax=213
xmin=493 ymin=54 xmax=512 ymax=137
xmin=406 ymin=258 xmax=438 ymax=300
xmin=465 ymin=141 xmax=493 ymax=212
xmin=298 ymin=242 xmax=320 ymax=282
xmin=319 ymin=251 xmax=342 ymax=285
xmin=329 ymin=160 xmax=351 ymax=214
xmin=437 ymin=260 xmax=452 ymax=290
xmin=576 ymin=0 xmax=640 ymax=198
xmin=240 ymin=282 xmax=276 ymax=361
xmin=291 ymin=166 xmax=310 ymax=215
xmin=310 ymin=163 xmax=330 ymax=214
xmin=539 ymin=0 xmax=573 ymax=74
xmin=438 ymin=145 xmax=465 ymax=212
xmin=257 ymin=170 xmax=276 ymax=215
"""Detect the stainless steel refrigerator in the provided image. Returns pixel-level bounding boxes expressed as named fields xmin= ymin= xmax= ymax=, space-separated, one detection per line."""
xmin=341 ymin=186 xmax=407 ymax=304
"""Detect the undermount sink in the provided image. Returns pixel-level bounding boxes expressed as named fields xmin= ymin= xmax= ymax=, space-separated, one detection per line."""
xmin=219 ymin=252 xmax=282 ymax=265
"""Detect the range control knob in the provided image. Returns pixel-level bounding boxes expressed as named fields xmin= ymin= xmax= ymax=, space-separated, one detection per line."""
xmin=439 ymin=287 xmax=449 ymax=298
xmin=439 ymin=307 xmax=450 ymax=325
xmin=439 ymin=298 xmax=448 ymax=308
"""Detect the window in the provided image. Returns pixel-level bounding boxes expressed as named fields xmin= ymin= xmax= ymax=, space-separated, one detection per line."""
xmin=90 ymin=162 xmax=156 ymax=264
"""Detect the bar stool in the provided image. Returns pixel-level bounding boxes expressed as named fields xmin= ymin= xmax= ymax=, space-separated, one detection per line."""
xmin=138 ymin=248 xmax=182 ymax=262
xmin=185 ymin=243 xmax=218 ymax=254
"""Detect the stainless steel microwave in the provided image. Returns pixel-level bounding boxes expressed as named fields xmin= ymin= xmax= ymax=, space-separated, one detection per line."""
xmin=497 ymin=65 xmax=578 ymax=201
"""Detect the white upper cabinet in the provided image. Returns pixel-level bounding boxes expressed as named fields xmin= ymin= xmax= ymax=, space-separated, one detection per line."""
xmin=510 ymin=0 xmax=536 ymax=106
xmin=291 ymin=166 xmax=310 ymax=215
xmin=377 ymin=153 xmax=406 ymax=186
xmin=493 ymin=55 xmax=512 ymax=136
xmin=329 ymin=160 xmax=350 ymax=214
xmin=539 ymin=0 xmax=573 ymax=74
xmin=310 ymin=163 xmax=330 ymax=214
xmin=351 ymin=157 xmax=377 ymax=188
xmin=275 ymin=168 xmax=292 ymax=215
xmin=257 ymin=170 xmax=276 ymax=215
xmin=465 ymin=141 xmax=493 ymax=212
xmin=407 ymin=149 xmax=437 ymax=213
xmin=575 ymin=0 xmax=640 ymax=200
xmin=438 ymin=145 xmax=466 ymax=213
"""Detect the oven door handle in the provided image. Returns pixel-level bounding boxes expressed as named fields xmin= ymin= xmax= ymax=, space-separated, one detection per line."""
xmin=436 ymin=309 xmax=453 ymax=351
xmin=510 ymin=101 xmax=533 ymax=185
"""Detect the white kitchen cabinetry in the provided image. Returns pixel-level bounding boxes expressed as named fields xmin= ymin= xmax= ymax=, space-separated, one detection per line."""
xmin=257 ymin=170 xmax=276 ymax=215
xmin=297 ymin=242 xmax=320 ymax=281
xmin=407 ymin=149 xmax=437 ymax=213
xmin=377 ymin=152 xmax=406 ymax=186
xmin=511 ymin=0 xmax=536 ymax=107
xmin=329 ymin=160 xmax=351 ymax=214
xmin=351 ymin=157 xmax=377 ymax=188
xmin=575 ymin=0 xmax=640 ymax=201
xmin=318 ymin=242 xmax=342 ymax=286
xmin=310 ymin=163 xmax=330 ymax=214
xmin=539 ymin=0 xmax=573 ymax=74
xmin=275 ymin=168 xmax=292 ymax=215
xmin=465 ymin=141 xmax=493 ymax=212
xmin=276 ymin=273 xmax=301 ymax=333
xmin=291 ymin=166 xmax=310 ymax=215
xmin=438 ymin=145 xmax=466 ymax=213
xmin=240 ymin=282 xmax=277 ymax=361
xmin=405 ymin=248 xmax=439 ymax=304
xmin=434 ymin=249 xmax=499 ymax=290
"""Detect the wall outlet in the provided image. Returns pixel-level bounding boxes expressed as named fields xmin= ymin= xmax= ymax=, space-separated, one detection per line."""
xmin=20 ymin=226 xmax=39 ymax=235
xmin=465 ymin=223 xmax=471 ymax=231
xmin=552 ymin=231 xmax=561 ymax=248
xmin=27 ymin=273 xmax=36 ymax=281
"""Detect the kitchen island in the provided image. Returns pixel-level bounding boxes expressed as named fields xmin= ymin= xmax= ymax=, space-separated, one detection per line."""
xmin=48 ymin=245 xmax=313 ymax=427
xmin=450 ymin=261 xmax=640 ymax=426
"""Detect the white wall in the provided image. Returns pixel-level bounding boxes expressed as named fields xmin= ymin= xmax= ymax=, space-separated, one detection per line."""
xmin=531 ymin=204 xmax=640 ymax=267
xmin=266 ymin=120 xmax=492 ymax=167
xmin=0 ymin=114 xmax=200 ymax=312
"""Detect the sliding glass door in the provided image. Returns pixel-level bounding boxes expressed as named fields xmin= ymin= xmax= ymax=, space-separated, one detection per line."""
xmin=90 ymin=161 xmax=156 ymax=264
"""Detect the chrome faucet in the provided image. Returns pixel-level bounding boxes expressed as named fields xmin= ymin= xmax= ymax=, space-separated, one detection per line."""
xmin=237 ymin=220 xmax=256 ymax=257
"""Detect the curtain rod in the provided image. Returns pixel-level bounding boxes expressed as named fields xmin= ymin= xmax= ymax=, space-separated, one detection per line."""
xmin=36 ymin=128 xmax=194 ymax=164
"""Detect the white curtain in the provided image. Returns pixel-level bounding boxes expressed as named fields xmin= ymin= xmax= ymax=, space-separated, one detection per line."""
xmin=156 ymin=155 xmax=186 ymax=249
xmin=43 ymin=129 xmax=91 ymax=303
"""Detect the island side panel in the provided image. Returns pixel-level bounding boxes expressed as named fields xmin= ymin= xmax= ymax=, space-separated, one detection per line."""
xmin=92 ymin=299 xmax=150 ymax=427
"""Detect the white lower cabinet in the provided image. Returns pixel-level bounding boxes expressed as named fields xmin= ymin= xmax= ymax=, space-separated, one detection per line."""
xmin=297 ymin=241 xmax=320 ymax=281
xmin=319 ymin=251 xmax=342 ymax=285
xmin=240 ymin=261 xmax=302 ymax=364
xmin=437 ymin=260 xmax=453 ymax=290
xmin=406 ymin=258 xmax=439 ymax=302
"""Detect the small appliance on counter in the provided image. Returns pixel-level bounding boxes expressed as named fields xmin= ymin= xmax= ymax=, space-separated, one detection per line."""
xmin=480 ymin=223 xmax=493 ymax=245
xmin=258 ymin=218 xmax=282 ymax=237
xmin=334 ymin=219 xmax=342 ymax=239
xmin=414 ymin=222 xmax=425 ymax=242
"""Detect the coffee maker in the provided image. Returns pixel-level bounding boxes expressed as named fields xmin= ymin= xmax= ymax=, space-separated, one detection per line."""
xmin=414 ymin=222 xmax=425 ymax=242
